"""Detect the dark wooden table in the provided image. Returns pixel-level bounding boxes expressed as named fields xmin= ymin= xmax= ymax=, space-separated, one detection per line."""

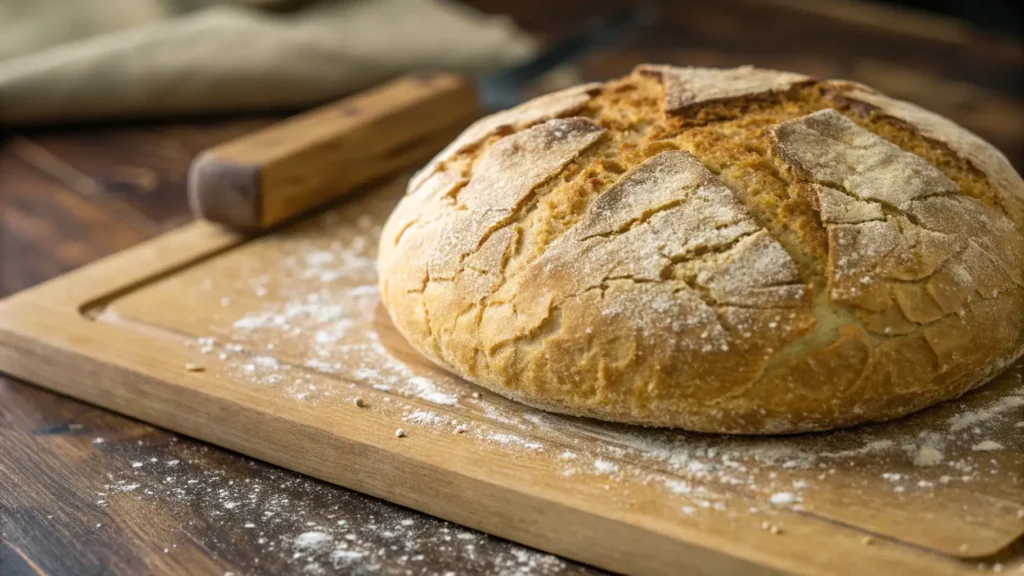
xmin=2 ymin=1 xmax=1021 ymax=574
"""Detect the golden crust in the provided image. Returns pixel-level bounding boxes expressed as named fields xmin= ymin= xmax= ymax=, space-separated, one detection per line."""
xmin=635 ymin=63 xmax=813 ymax=115
xmin=408 ymin=83 xmax=604 ymax=192
xmin=378 ymin=64 xmax=1024 ymax=434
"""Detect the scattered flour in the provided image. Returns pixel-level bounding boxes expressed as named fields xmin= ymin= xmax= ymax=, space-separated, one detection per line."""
xmin=97 ymin=435 xmax=578 ymax=576
xmin=665 ymin=480 xmax=692 ymax=495
xmin=768 ymin=492 xmax=800 ymax=506
xmin=913 ymin=445 xmax=944 ymax=467
xmin=972 ymin=440 xmax=1004 ymax=452
xmin=404 ymin=410 xmax=447 ymax=426
xmin=946 ymin=396 xmax=1024 ymax=432
xmin=407 ymin=377 xmax=459 ymax=407
xmin=329 ymin=548 xmax=366 ymax=565
xmin=294 ymin=531 xmax=334 ymax=551
xmin=486 ymin=433 xmax=545 ymax=452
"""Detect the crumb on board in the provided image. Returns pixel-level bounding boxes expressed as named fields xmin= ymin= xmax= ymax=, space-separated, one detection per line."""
xmin=395 ymin=428 xmax=406 ymax=438
xmin=185 ymin=362 xmax=205 ymax=372
xmin=353 ymin=397 xmax=365 ymax=408
xmin=861 ymin=536 xmax=874 ymax=545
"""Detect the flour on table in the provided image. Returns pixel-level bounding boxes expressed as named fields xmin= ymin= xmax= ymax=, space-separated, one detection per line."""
xmin=768 ymin=492 xmax=800 ymax=506
xmin=485 ymin=433 xmax=545 ymax=452
xmin=972 ymin=440 xmax=1004 ymax=452
xmin=913 ymin=445 xmax=943 ymax=467
xmin=403 ymin=410 xmax=447 ymax=427
xmin=97 ymin=437 xmax=580 ymax=576
xmin=406 ymin=377 xmax=459 ymax=407
xmin=946 ymin=395 xmax=1024 ymax=432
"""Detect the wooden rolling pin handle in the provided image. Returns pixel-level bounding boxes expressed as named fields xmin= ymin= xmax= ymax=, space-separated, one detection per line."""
xmin=188 ymin=71 xmax=482 ymax=231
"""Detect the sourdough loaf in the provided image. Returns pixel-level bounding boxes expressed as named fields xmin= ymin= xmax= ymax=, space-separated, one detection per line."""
xmin=377 ymin=64 xmax=1024 ymax=434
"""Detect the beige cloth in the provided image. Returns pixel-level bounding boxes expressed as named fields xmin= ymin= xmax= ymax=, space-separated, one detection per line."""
xmin=0 ymin=0 xmax=536 ymax=125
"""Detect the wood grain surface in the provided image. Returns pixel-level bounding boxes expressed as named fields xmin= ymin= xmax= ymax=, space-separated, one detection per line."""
xmin=1 ymin=0 xmax=1022 ymax=574
xmin=19 ymin=118 xmax=276 ymax=229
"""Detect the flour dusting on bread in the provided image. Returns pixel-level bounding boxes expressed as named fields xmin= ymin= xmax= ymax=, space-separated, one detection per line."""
xmin=380 ymin=64 xmax=1024 ymax=433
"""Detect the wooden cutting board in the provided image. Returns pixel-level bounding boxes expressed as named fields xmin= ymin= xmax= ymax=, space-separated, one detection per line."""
xmin=0 ymin=173 xmax=1021 ymax=576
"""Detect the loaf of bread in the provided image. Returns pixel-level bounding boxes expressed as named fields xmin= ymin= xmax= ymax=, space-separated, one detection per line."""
xmin=377 ymin=64 xmax=1024 ymax=434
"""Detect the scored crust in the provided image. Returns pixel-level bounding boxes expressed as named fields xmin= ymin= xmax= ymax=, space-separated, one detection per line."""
xmin=378 ymin=64 xmax=1024 ymax=434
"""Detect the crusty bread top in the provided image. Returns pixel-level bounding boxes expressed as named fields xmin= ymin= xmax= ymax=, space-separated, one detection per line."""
xmin=636 ymin=64 xmax=813 ymax=114
xmin=379 ymin=64 xmax=1024 ymax=433
xmin=828 ymin=83 xmax=1024 ymax=229
xmin=408 ymin=83 xmax=604 ymax=192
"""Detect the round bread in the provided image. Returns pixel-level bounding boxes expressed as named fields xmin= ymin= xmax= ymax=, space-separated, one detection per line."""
xmin=377 ymin=64 xmax=1024 ymax=434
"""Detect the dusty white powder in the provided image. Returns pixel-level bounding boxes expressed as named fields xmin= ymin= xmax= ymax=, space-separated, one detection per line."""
xmin=972 ymin=440 xmax=1004 ymax=452
xmin=486 ymin=433 xmax=545 ymax=452
xmin=97 ymin=435 xmax=576 ymax=576
xmin=294 ymin=531 xmax=334 ymax=550
xmin=913 ymin=445 xmax=944 ymax=467
xmin=407 ymin=377 xmax=459 ymax=406
xmin=329 ymin=548 xmax=366 ymax=564
xmin=665 ymin=480 xmax=692 ymax=495
xmin=194 ymin=258 xmax=463 ymax=410
xmin=404 ymin=410 xmax=447 ymax=426
xmin=768 ymin=492 xmax=800 ymax=506
xmin=946 ymin=395 xmax=1024 ymax=432
xmin=305 ymin=359 xmax=342 ymax=373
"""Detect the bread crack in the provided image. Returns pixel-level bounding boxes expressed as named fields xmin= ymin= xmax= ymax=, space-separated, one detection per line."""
xmin=661 ymin=228 xmax=758 ymax=265
xmin=576 ymin=195 xmax=692 ymax=242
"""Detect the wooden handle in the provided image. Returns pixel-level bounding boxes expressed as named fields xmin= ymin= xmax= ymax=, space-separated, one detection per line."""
xmin=187 ymin=72 xmax=481 ymax=230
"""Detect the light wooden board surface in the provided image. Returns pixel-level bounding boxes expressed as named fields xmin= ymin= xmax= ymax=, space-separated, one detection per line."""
xmin=0 ymin=174 xmax=1021 ymax=576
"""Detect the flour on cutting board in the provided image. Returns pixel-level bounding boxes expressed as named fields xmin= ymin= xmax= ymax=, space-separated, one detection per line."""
xmin=183 ymin=203 xmax=1024 ymax=533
